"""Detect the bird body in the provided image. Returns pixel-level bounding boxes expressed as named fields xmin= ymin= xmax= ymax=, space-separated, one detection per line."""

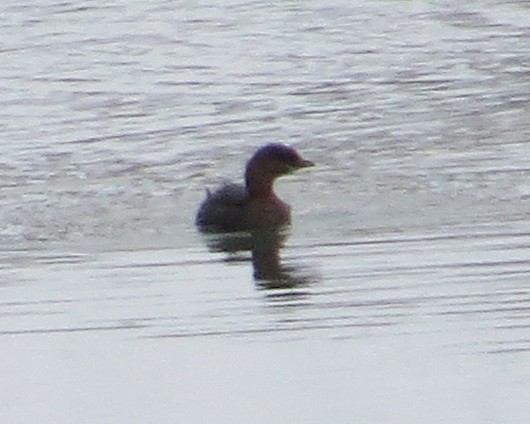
xmin=196 ymin=143 xmax=313 ymax=232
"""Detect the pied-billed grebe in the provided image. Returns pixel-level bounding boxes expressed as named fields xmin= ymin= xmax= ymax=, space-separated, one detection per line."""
xmin=196 ymin=143 xmax=313 ymax=232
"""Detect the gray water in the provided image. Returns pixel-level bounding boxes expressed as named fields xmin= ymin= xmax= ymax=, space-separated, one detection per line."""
xmin=1 ymin=0 xmax=530 ymax=422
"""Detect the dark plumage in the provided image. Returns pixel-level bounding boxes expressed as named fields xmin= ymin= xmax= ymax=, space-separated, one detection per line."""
xmin=196 ymin=143 xmax=313 ymax=232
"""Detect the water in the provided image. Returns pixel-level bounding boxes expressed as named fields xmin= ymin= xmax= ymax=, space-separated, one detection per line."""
xmin=1 ymin=0 xmax=530 ymax=422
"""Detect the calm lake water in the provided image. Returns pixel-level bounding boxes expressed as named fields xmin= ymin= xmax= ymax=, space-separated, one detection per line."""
xmin=1 ymin=0 xmax=530 ymax=422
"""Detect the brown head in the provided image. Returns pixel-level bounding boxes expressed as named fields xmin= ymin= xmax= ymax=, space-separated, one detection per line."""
xmin=245 ymin=143 xmax=314 ymax=197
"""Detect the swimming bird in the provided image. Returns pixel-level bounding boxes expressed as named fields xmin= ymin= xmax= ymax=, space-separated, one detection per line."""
xmin=196 ymin=143 xmax=313 ymax=232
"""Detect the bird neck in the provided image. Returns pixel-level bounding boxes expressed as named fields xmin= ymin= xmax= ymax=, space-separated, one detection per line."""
xmin=245 ymin=169 xmax=276 ymax=199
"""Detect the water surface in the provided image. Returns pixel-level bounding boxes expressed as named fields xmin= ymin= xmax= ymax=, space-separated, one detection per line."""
xmin=1 ymin=0 xmax=530 ymax=422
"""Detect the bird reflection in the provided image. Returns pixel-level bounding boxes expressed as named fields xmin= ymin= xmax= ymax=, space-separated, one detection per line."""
xmin=201 ymin=227 xmax=316 ymax=289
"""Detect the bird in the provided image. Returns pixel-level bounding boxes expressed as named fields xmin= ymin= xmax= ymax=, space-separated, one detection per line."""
xmin=196 ymin=143 xmax=313 ymax=232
